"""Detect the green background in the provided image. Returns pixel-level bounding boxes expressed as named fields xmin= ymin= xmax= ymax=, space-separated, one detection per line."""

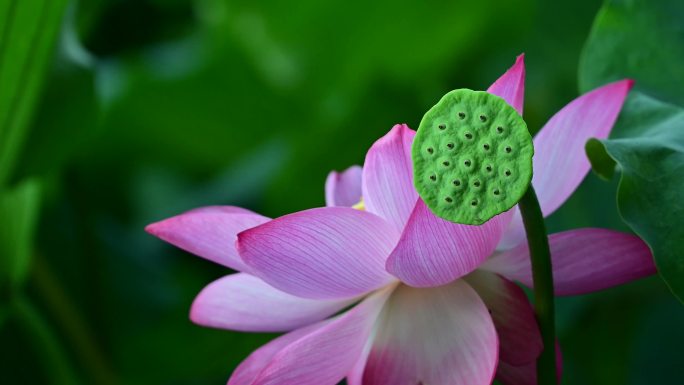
xmin=1 ymin=0 xmax=682 ymax=384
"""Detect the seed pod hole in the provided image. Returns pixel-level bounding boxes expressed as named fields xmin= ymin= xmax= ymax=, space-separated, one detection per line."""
xmin=445 ymin=197 xmax=453 ymax=203
xmin=505 ymin=146 xmax=512 ymax=153
xmin=438 ymin=124 xmax=446 ymax=130
xmin=471 ymin=199 xmax=478 ymax=206
xmin=483 ymin=143 xmax=490 ymax=151
xmin=430 ymin=174 xmax=437 ymax=181
xmin=479 ymin=114 xmax=487 ymax=122
xmin=473 ymin=180 xmax=481 ymax=187
xmin=442 ymin=161 xmax=450 ymax=167
xmin=464 ymin=160 xmax=472 ymax=167
xmin=464 ymin=132 xmax=473 ymax=140
xmin=453 ymin=179 xmax=461 ymax=187
xmin=446 ymin=143 xmax=455 ymax=149
xmin=504 ymin=169 xmax=512 ymax=177
xmin=497 ymin=126 xmax=504 ymax=134
xmin=493 ymin=189 xmax=501 ymax=196
xmin=458 ymin=112 xmax=466 ymax=119
xmin=485 ymin=165 xmax=493 ymax=172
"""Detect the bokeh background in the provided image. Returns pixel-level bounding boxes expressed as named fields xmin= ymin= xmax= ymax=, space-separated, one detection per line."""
xmin=1 ymin=0 xmax=683 ymax=384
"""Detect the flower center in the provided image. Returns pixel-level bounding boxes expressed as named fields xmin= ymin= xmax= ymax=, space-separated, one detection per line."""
xmin=352 ymin=197 xmax=365 ymax=211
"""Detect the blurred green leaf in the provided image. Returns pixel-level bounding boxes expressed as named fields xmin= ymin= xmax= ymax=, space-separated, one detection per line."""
xmin=579 ymin=0 xmax=684 ymax=107
xmin=0 ymin=180 xmax=41 ymax=290
xmin=16 ymin=58 xmax=100 ymax=180
xmin=0 ymin=0 xmax=68 ymax=185
xmin=584 ymin=93 xmax=684 ymax=302
xmin=627 ymin=298 xmax=684 ymax=385
xmin=12 ymin=296 xmax=80 ymax=385
xmin=580 ymin=0 xmax=684 ymax=302
xmin=0 ymin=304 xmax=8 ymax=329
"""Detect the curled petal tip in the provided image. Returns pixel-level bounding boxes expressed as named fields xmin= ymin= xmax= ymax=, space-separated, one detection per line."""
xmin=516 ymin=53 xmax=525 ymax=62
xmin=391 ymin=123 xmax=411 ymax=132
xmin=144 ymin=220 xmax=165 ymax=237
xmin=624 ymin=78 xmax=635 ymax=90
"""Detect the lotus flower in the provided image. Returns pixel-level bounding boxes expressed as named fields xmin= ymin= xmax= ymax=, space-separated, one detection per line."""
xmin=146 ymin=55 xmax=655 ymax=385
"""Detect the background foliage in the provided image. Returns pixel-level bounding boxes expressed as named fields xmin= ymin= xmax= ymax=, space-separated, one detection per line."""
xmin=1 ymin=0 xmax=682 ymax=384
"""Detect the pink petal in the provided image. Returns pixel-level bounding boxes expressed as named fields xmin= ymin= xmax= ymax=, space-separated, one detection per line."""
xmin=361 ymin=281 xmax=498 ymax=385
xmin=464 ymin=270 xmax=541 ymax=365
xmin=487 ymin=54 xmax=526 ymax=114
xmin=497 ymin=209 xmax=526 ymax=250
xmin=496 ymin=360 xmax=536 ymax=385
xmin=228 ymin=322 xmax=326 ymax=385
xmin=496 ymin=342 xmax=563 ymax=385
xmin=362 ymin=124 xmax=418 ymax=232
xmin=482 ymin=228 xmax=655 ymax=295
xmin=238 ymin=207 xmax=399 ymax=300
xmin=386 ymin=199 xmax=512 ymax=287
xmin=190 ymin=273 xmax=355 ymax=332
xmin=325 ymin=165 xmax=363 ymax=207
xmin=532 ymin=80 xmax=633 ymax=216
xmin=347 ymin=338 xmax=373 ymax=385
xmin=145 ymin=206 xmax=269 ymax=272
xmin=249 ymin=288 xmax=392 ymax=385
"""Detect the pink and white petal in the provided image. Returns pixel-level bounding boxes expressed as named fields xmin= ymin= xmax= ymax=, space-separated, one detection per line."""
xmin=325 ymin=165 xmax=363 ymax=207
xmin=238 ymin=207 xmax=399 ymax=300
xmin=228 ymin=321 xmax=326 ymax=385
xmin=386 ymin=199 xmax=513 ymax=287
xmin=487 ymin=54 xmax=526 ymax=115
xmin=496 ymin=342 xmax=563 ymax=385
xmin=347 ymin=338 xmax=373 ymax=385
xmin=362 ymin=124 xmax=418 ymax=231
xmin=146 ymin=206 xmax=269 ymax=272
xmin=497 ymin=209 xmax=526 ymax=250
xmin=482 ymin=228 xmax=655 ymax=296
xmin=464 ymin=270 xmax=541 ymax=365
xmin=362 ymin=281 xmax=498 ymax=385
xmin=250 ymin=288 xmax=393 ymax=385
xmin=190 ymin=273 xmax=355 ymax=332
xmin=532 ymin=80 xmax=633 ymax=216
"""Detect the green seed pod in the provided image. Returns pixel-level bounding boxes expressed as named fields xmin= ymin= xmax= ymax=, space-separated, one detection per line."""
xmin=412 ymin=89 xmax=533 ymax=225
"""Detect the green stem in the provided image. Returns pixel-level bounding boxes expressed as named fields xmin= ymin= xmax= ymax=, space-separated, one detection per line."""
xmin=518 ymin=186 xmax=557 ymax=385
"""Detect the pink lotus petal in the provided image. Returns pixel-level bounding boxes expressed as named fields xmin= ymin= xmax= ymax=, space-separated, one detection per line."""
xmin=465 ymin=270 xmax=541 ymax=365
xmin=532 ymin=80 xmax=633 ymax=217
xmin=482 ymin=228 xmax=655 ymax=295
xmin=361 ymin=281 xmax=498 ymax=385
xmin=347 ymin=338 xmax=373 ymax=385
xmin=228 ymin=321 xmax=327 ymax=385
xmin=386 ymin=199 xmax=513 ymax=287
xmin=190 ymin=273 xmax=355 ymax=332
xmin=249 ymin=288 xmax=392 ymax=385
xmin=362 ymin=124 xmax=418 ymax=232
xmin=145 ymin=206 xmax=269 ymax=272
xmin=325 ymin=165 xmax=363 ymax=207
xmin=496 ymin=360 xmax=536 ymax=385
xmin=487 ymin=54 xmax=526 ymax=114
xmin=497 ymin=208 xmax=526 ymax=250
xmin=238 ymin=207 xmax=399 ymax=300
xmin=496 ymin=342 xmax=563 ymax=385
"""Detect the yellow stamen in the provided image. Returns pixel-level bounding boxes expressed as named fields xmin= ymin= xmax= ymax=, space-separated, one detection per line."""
xmin=352 ymin=197 xmax=365 ymax=211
